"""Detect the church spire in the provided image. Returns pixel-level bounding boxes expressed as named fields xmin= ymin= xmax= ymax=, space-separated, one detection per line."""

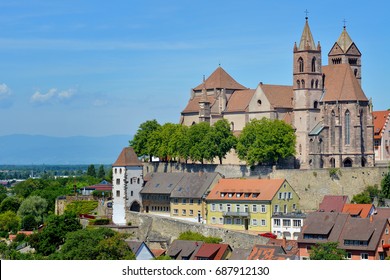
xmin=336 ymin=24 xmax=353 ymax=53
xmin=298 ymin=16 xmax=316 ymax=51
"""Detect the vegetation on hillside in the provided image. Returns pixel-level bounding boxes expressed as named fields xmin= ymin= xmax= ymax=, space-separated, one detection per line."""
xmin=178 ymin=230 xmax=222 ymax=244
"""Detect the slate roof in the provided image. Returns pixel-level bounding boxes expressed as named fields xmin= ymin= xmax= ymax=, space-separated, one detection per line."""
xmin=206 ymin=178 xmax=286 ymax=201
xmin=193 ymin=66 xmax=246 ymax=90
xmin=374 ymin=208 xmax=390 ymax=219
xmin=318 ymin=195 xmax=349 ymax=212
xmin=322 ymin=64 xmax=368 ymax=102
xmin=228 ymin=248 xmax=252 ymax=260
xmin=166 ymin=240 xmax=203 ymax=260
xmin=112 ymin=147 xmax=143 ymax=167
xmin=373 ymin=111 xmax=390 ymax=140
xmin=126 ymin=241 xmax=143 ymax=254
xmin=140 ymin=173 xmax=185 ymax=195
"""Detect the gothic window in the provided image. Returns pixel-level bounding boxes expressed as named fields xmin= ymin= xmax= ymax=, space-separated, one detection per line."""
xmin=313 ymin=101 xmax=318 ymax=109
xmin=230 ymin=122 xmax=234 ymax=131
xmin=297 ymin=80 xmax=301 ymax=89
xmin=315 ymin=79 xmax=319 ymax=89
xmin=301 ymin=79 xmax=305 ymax=88
xmin=345 ymin=110 xmax=350 ymax=145
xmin=298 ymin=57 xmax=304 ymax=72
xmin=330 ymin=158 xmax=335 ymax=168
xmin=331 ymin=111 xmax=336 ymax=145
xmin=311 ymin=79 xmax=314 ymax=88
xmin=322 ymin=74 xmax=326 ymax=89
xmin=311 ymin=57 xmax=316 ymax=72
xmin=354 ymin=69 xmax=358 ymax=77
xmin=343 ymin=158 xmax=352 ymax=168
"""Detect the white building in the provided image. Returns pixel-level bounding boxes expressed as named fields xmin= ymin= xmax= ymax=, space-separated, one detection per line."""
xmin=112 ymin=147 xmax=143 ymax=225
xmin=271 ymin=212 xmax=306 ymax=240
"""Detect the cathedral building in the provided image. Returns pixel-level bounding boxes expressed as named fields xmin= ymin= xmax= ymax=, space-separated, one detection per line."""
xmin=180 ymin=17 xmax=374 ymax=169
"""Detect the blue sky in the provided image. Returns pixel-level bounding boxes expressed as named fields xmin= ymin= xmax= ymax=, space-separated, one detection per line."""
xmin=0 ymin=0 xmax=389 ymax=137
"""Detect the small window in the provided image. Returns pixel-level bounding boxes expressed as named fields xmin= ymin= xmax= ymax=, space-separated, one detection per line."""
xmin=211 ymin=217 xmax=216 ymax=224
xmin=235 ymin=218 xmax=242 ymax=225
xmin=116 ymin=190 xmax=120 ymax=197
xmin=361 ymin=253 xmax=369 ymax=260
xmin=189 ymin=209 xmax=194 ymax=216
xmin=261 ymin=205 xmax=266 ymax=213
xmin=116 ymin=178 xmax=120 ymax=185
xmin=257 ymin=99 xmax=262 ymax=105
xmin=252 ymin=219 xmax=258 ymax=226
xmin=211 ymin=204 xmax=216 ymax=211
xmin=182 ymin=209 xmax=186 ymax=216
xmin=130 ymin=191 xmax=133 ymax=196
xmin=252 ymin=205 xmax=257 ymax=212
xmin=219 ymin=204 xmax=223 ymax=211
xmin=261 ymin=219 xmax=266 ymax=226
xmin=274 ymin=219 xmax=281 ymax=226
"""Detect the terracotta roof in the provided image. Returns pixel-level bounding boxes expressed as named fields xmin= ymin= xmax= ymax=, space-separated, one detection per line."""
xmin=193 ymin=66 xmax=246 ymax=90
xmin=206 ymin=178 xmax=285 ymax=201
xmin=225 ymin=89 xmax=255 ymax=112
xmin=112 ymin=147 xmax=143 ymax=167
xmin=228 ymin=248 xmax=252 ymax=260
xmin=282 ymin=112 xmax=294 ymax=126
xmin=267 ymin=239 xmax=299 ymax=258
xmin=342 ymin=204 xmax=374 ymax=218
xmin=260 ymin=84 xmax=293 ymax=109
xmin=318 ymin=195 xmax=349 ymax=212
xmin=373 ymin=111 xmax=390 ymax=140
xmin=374 ymin=208 xmax=390 ymax=219
xmin=248 ymin=244 xmax=288 ymax=260
xmin=194 ymin=243 xmax=231 ymax=260
xmin=297 ymin=19 xmax=316 ymax=51
xmin=322 ymin=64 xmax=368 ymax=102
xmin=151 ymin=249 xmax=166 ymax=257
xmin=181 ymin=95 xmax=216 ymax=114
xmin=336 ymin=27 xmax=353 ymax=53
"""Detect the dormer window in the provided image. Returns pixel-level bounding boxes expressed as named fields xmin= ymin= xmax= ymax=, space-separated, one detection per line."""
xmin=253 ymin=193 xmax=259 ymax=198
xmin=228 ymin=193 xmax=233 ymax=198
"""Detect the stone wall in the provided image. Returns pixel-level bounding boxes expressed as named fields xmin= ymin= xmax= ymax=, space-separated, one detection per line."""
xmin=270 ymin=167 xmax=389 ymax=210
xmin=126 ymin=211 xmax=268 ymax=250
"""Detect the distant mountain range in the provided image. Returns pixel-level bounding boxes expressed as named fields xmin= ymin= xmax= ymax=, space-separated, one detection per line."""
xmin=0 ymin=134 xmax=132 ymax=165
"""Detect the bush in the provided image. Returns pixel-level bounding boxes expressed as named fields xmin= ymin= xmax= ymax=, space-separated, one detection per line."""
xmin=178 ymin=231 xmax=222 ymax=244
xmin=65 ymin=201 xmax=98 ymax=215
xmin=90 ymin=218 xmax=110 ymax=225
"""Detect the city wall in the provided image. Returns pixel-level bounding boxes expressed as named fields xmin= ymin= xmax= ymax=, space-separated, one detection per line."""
xmin=144 ymin=162 xmax=389 ymax=211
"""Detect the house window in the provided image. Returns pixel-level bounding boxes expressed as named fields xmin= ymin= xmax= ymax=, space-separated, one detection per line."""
xmin=226 ymin=218 xmax=232 ymax=224
xmin=283 ymin=219 xmax=291 ymax=227
xmin=236 ymin=205 xmax=241 ymax=212
xmin=182 ymin=209 xmax=186 ymax=216
xmin=311 ymin=56 xmax=316 ymax=72
xmin=173 ymin=198 xmax=178 ymax=204
xmin=228 ymin=193 xmax=233 ymax=197
xmin=298 ymin=57 xmax=304 ymax=72
xmin=244 ymin=205 xmax=249 ymax=212
xmin=252 ymin=205 xmax=257 ymax=212
xmin=219 ymin=218 xmax=223 ymax=224
xmin=219 ymin=204 xmax=223 ymax=211
xmin=173 ymin=209 xmax=178 ymax=215
xmin=211 ymin=217 xmax=216 ymax=224
xmin=293 ymin=204 xmax=296 ymax=210
xmin=361 ymin=253 xmax=369 ymax=260
xmin=130 ymin=191 xmax=133 ymax=196
xmin=278 ymin=192 xmax=282 ymax=200
xmin=114 ymin=168 xmax=117 ymax=174
xmin=288 ymin=192 xmax=292 ymax=199
xmin=227 ymin=204 xmax=231 ymax=212
xmin=235 ymin=218 xmax=241 ymax=225
xmin=261 ymin=219 xmax=266 ymax=226
xmin=182 ymin=198 xmax=187 ymax=204
xmin=189 ymin=199 xmax=194 ymax=204
xmin=274 ymin=219 xmax=281 ymax=226
xmin=211 ymin=204 xmax=216 ymax=211
xmin=293 ymin=220 xmax=302 ymax=227
xmin=261 ymin=205 xmax=266 ymax=213
xmin=252 ymin=219 xmax=258 ymax=226
xmin=189 ymin=209 xmax=193 ymax=216
xmin=252 ymin=193 xmax=259 ymax=198
xmin=274 ymin=205 xmax=279 ymax=213
xmin=284 ymin=204 xmax=287 ymax=213
xmin=116 ymin=178 xmax=120 ymax=185
xmin=197 ymin=200 xmax=201 ymax=205
xmin=116 ymin=190 xmax=120 ymax=197
xmin=346 ymin=252 xmax=352 ymax=259
xmin=386 ymin=228 xmax=389 ymax=235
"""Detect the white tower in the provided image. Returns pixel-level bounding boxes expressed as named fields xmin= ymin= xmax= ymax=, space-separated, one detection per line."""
xmin=112 ymin=147 xmax=143 ymax=225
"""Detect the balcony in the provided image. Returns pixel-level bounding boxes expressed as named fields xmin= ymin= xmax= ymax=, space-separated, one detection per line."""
xmin=223 ymin=211 xmax=250 ymax=217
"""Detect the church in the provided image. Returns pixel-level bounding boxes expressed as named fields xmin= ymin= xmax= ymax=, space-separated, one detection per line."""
xmin=180 ymin=17 xmax=374 ymax=169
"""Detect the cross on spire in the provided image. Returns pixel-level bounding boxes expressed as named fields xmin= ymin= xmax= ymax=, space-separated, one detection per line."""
xmin=304 ymin=9 xmax=309 ymax=20
xmin=343 ymin=18 xmax=347 ymax=29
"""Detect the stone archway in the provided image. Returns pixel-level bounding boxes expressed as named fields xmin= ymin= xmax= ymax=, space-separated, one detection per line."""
xmin=343 ymin=158 xmax=353 ymax=168
xmin=130 ymin=201 xmax=141 ymax=212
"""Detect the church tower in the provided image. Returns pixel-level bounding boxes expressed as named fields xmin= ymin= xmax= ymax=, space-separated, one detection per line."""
xmin=292 ymin=16 xmax=323 ymax=168
xmin=328 ymin=24 xmax=362 ymax=85
xmin=198 ymin=76 xmax=211 ymax=123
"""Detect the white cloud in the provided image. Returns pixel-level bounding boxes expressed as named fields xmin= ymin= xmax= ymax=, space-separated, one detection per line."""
xmin=30 ymin=88 xmax=76 ymax=104
xmin=0 ymin=83 xmax=11 ymax=99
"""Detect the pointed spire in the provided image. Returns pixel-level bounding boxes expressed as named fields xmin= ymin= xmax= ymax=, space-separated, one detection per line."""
xmin=200 ymin=75 xmax=209 ymax=103
xmin=298 ymin=17 xmax=316 ymax=51
xmin=337 ymin=25 xmax=353 ymax=52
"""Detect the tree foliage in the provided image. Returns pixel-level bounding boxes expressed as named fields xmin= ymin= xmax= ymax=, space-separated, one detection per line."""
xmin=381 ymin=168 xmax=390 ymax=199
xmin=178 ymin=230 xmax=222 ymax=244
xmin=0 ymin=196 xmax=21 ymax=213
xmin=208 ymin=119 xmax=237 ymax=164
xmin=188 ymin=122 xmax=214 ymax=163
xmin=236 ymin=118 xmax=296 ymax=166
xmin=97 ymin=165 xmax=106 ymax=179
xmin=352 ymin=185 xmax=380 ymax=204
xmin=0 ymin=210 xmax=20 ymax=234
xmin=17 ymin=195 xmax=48 ymax=224
xmin=87 ymin=164 xmax=96 ymax=177
xmin=130 ymin=119 xmax=161 ymax=161
xmin=309 ymin=242 xmax=346 ymax=260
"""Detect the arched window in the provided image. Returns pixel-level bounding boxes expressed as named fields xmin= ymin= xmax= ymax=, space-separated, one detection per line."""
xmin=330 ymin=158 xmax=335 ymax=168
xmin=311 ymin=57 xmax=316 ymax=72
xmin=343 ymin=158 xmax=352 ymax=168
xmin=354 ymin=69 xmax=358 ymax=77
xmin=298 ymin=57 xmax=304 ymax=72
xmin=322 ymin=74 xmax=326 ymax=89
xmin=313 ymin=101 xmax=318 ymax=109
xmin=230 ymin=122 xmax=234 ymax=131
xmin=301 ymin=79 xmax=305 ymax=88
xmin=331 ymin=110 xmax=336 ymax=145
xmin=345 ymin=110 xmax=350 ymax=145
xmin=297 ymin=80 xmax=300 ymax=89
xmin=315 ymin=79 xmax=319 ymax=89
xmin=311 ymin=79 xmax=314 ymax=88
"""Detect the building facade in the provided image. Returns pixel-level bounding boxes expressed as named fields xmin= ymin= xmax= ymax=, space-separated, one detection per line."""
xmin=180 ymin=17 xmax=374 ymax=169
xmin=373 ymin=110 xmax=390 ymax=163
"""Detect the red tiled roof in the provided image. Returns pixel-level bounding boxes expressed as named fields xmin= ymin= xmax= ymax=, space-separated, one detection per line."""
xmin=342 ymin=204 xmax=374 ymax=218
xmin=193 ymin=67 xmax=246 ymax=90
xmin=225 ymin=89 xmax=255 ymax=113
xmin=322 ymin=64 xmax=368 ymax=102
xmin=260 ymin=84 xmax=293 ymax=109
xmin=373 ymin=111 xmax=390 ymax=140
xmin=318 ymin=195 xmax=349 ymax=212
xmin=181 ymin=95 xmax=216 ymax=114
xmin=206 ymin=178 xmax=285 ymax=201
xmin=248 ymin=244 xmax=288 ymax=260
xmin=112 ymin=147 xmax=143 ymax=167
xmin=195 ymin=243 xmax=231 ymax=260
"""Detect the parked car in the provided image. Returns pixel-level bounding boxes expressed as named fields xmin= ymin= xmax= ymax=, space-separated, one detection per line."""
xmin=259 ymin=232 xmax=277 ymax=239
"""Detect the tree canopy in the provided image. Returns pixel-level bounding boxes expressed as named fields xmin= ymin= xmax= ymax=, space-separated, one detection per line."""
xmin=236 ymin=118 xmax=296 ymax=166
xmin=17 ymin=195 xmax=48 ymax=225
xmin=309 ymin=242 xmax=346 ymax=260
xmin=130 ymin=119 xmax=161 ymax=161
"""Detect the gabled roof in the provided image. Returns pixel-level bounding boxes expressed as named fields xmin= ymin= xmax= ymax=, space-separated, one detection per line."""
xmin=194 ymin=243 xmax=231 ymax=260
xmin=166 ymin=240 xmax=203 ymax=260
xmin=181 ymin=95 xmax=216 ymax=114
xmin=225 ymin=89 xmax=255 ymax=113
xmin=318 ymin=195 xmax=349 ymax=212
xmin=112 ymin=147 xmax=143 ymax=167
xmin=297 ymin=19 xmax=316 ymax=51
xmin=260 ymin=84 xmax=293 ymax=109
xmin=336 ymin=27 xmax=353 ymax=53
xmin=193 ymin=66 xmax=246 ymax=90
xmin=228 ymin=248 xmax=252 ymax=260
xmin=206 ymin=178 xmax=286 ymax=201
xmin=140 ymin=173 xmax=184 ymax=195
xmin=322 ymin=64 xmax=368 ymax=102
xmin=248 ymin=244 xmax=288 ymax=260
xmin=342 ymin=204 xmax=374 ymax=218
xmin=373 ymin=110 xmax=390 ymax=140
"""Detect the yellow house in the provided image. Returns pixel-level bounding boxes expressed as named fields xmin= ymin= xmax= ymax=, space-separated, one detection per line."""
xmin=205 ymin=178 xmax=299 ymax=232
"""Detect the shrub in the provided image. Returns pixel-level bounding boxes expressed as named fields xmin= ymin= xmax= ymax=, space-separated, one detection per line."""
xmin=90 ymin=218 xmax=110 ymax=225
xmin=178 ymin=231 xmax=222 ymax=244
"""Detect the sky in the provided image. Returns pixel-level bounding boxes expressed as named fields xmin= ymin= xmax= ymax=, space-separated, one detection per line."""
xmin=0 ymin=0 xmax=389 ymax=138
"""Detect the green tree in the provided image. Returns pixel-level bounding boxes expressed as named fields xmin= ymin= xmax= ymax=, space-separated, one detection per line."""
xmin=309 ymin=242 xmax=347 ymax=260
xmin=169 ymin=125 xmax=190 ymax=163
xmin=148 ymin=123 xmax=180 ymax=161
xmin=21 ymin=214 xmax=39 ymax=231
xmin=209 ymin=119 xmax=237 ymax=164
xmin=188 ymin=122 xmax=213 ymax=164
xmin=17 ymin=195 xmax=48 ymax=225
xmin=352 ymin=185 xmax=380 ymax=204
xmin=0 ymin=185 xmax=7 ymax=204
xmin=0 ymin=210 xmax=20 ymax=234
xmin=130 ymin=119 xmax=161 ymax=161
xmin=236 ymin=118 xmax=296 ymax=166
xmin=87 ymin=164 xmax=96 ymax=177
xmin=381 ymin=168 xmax=390 ymax=199
xmin=29 ymin=212 xmax=82 ymax=256
xmin=0 ymin=196 xmax=21 ymax=213
xmin=97 ymin=165 xmax=105 ymax=179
